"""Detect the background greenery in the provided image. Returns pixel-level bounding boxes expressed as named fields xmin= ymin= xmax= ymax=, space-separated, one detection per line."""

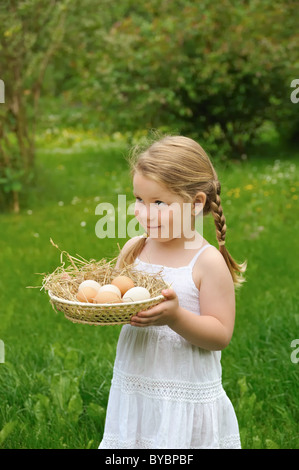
xmin=0 ymin=0 xmax=298 ymax=449
xmin=0 ymin=0 xmax=298 ymax=212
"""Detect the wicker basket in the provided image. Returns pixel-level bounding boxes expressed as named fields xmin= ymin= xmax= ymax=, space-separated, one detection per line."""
xmin=42 ymin=240 xmax=169 ymax=325
xmin=48 ymin=290 xmax=167 ymax=325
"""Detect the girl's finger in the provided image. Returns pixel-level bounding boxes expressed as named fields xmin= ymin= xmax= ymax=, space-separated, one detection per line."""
xmin=138 ymin=308 xmax=162 ymax=318
xmin=131 ymin=306 xmax=165 ymax=326
xmin=162 ymin=288 xmax=176 ymax=299
xmin=130 ymin=316 xmax=152 ymax=327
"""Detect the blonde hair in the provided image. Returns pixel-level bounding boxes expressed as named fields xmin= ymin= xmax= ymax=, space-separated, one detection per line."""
xmin=119 ymin=135 xmax=247 ymax=287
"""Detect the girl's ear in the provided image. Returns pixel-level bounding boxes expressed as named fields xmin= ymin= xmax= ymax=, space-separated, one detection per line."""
xmin=192 ymin=192 xmax=206 ymax=215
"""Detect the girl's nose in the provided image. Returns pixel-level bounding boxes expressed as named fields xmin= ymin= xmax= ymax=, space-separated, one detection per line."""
xmin=146 ymin=203 xmax=159 ymax=221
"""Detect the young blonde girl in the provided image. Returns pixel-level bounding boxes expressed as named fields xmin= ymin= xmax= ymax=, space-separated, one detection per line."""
xmin=98 ymin=135 xmax=246 ymax=449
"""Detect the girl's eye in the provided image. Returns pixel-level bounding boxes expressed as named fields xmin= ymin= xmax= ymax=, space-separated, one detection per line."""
xmin=135 ymin=197 xmax=166 ymax=206
xmin=136 ymin=196 xmax=167 ymax=207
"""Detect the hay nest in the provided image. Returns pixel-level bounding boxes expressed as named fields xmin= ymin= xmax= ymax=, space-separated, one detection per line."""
xmin=41 ymin=239 xmax=169 ymax=325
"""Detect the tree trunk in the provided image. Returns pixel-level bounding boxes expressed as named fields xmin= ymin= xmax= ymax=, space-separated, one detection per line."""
xmin=12 ymin=190 xmax=19 ymax=214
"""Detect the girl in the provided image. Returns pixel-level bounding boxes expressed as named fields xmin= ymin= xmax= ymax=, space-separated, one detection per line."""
xmin=98 ymin=135 xmax=246 ymax=449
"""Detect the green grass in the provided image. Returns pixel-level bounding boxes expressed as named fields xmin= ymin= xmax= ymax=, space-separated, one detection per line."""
xmin=0 ymin=135 xmax=298 ymax=449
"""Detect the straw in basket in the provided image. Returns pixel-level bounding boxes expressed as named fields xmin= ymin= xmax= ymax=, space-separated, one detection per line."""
xmin=41 ymin=240 xmax=170 ymax=326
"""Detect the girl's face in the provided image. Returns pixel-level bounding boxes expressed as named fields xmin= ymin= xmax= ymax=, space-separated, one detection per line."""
xmin=133 ymin=172 xmax=194 ymax=242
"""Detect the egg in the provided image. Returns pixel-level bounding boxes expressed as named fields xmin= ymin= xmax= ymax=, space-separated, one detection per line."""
xmin=122 ymin=286 xmax=151 ymax=303
xmin=76 ymin=286 xmax=98 ymax=303
xmin=93 ymin=291 xmax=122 ymax=304
xmin=98 ymin=284 xmax=122 ymax=298
xmin=78 ymin=280 xmax=101 ymax=292
xmin=111 ymin=276 xmax=135 ymax=296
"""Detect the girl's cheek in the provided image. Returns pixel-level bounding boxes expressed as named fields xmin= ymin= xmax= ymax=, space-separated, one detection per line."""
xmin=165 ymin=206 xmax=177 ymax=225
xmin=170 ymin=207 xmax=184 ymax=236
xmin=160 ymin=208 xmax=175 ymax=235
xmin=134 ymin=202 xmax=144 ymax=220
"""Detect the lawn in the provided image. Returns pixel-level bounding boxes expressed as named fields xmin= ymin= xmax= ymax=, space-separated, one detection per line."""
xmin=0 ymin=133 xmax=298 ymax=449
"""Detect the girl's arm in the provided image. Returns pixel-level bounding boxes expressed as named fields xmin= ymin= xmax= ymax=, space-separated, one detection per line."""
xmin=171 ymin=248 xmax=235 ymax=350
xmin=131 ymin=248 xmax=236 ymax=351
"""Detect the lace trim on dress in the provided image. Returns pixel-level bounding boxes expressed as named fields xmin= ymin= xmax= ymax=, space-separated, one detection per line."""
xmin=100 ymin=433 xmax=154 ymax=449
xmin=112 ymin=368 xmax=225 ymax=404
xmin=100 ymin=432 xmax=241 ymax=449
xmin=219 ymin=434 xmax=242 ymax=449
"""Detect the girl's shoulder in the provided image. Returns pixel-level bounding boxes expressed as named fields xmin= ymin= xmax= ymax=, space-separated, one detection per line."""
xmin=192 ymin=244 xmax=232 ymax=290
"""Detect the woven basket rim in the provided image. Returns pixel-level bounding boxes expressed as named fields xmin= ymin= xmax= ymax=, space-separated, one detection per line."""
xmin=48 ymin=290 xmax=165 ymax=307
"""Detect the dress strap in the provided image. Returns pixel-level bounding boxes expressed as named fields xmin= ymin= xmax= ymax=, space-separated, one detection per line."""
xmin=188 ymin=244 xmax=212 ymax=268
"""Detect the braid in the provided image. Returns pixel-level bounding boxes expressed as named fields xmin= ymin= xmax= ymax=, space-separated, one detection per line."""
xmin=210 ymin=181 xmax=227 ymax=246
xmin=210 ymin=181 xmax=247 ymax=288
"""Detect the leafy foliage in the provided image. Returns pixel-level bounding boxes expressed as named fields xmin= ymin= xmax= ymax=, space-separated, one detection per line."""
xmin=54 ymin=0 xmax=298 ymax=154
xmin=0 ymin=0 xmax=70 ymax=211
xmin=0 ymin=0 xmax=298 ymax=211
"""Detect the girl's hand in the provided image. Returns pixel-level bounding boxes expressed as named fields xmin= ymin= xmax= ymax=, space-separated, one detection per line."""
xmin=130 ymin=288 xmax=181 ymax=327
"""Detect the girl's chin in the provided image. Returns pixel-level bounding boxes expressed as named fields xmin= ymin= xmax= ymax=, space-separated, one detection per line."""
xmin=145 ymin=227 xmax=201 ymax=243
xmin=148 ymin=228 xmax=181 ymax=240
xmin=141 ymin=224 xmax=186 ymax=239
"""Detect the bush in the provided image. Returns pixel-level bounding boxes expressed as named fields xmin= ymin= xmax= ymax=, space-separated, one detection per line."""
xmin=54 ymin=0 xmax=298 ymax=157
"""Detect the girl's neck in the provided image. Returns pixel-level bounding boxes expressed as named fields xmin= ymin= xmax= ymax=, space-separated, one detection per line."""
xmin=146 ymin=231 xmax=204 ymax=253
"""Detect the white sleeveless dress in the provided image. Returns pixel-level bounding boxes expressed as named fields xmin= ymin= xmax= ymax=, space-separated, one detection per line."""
xmin=98 ymin=243 xmax=241 ymax=449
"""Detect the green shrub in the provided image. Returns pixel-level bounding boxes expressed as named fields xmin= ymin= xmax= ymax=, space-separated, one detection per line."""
xmin=58 ymin=0 xmax=297 ymax=157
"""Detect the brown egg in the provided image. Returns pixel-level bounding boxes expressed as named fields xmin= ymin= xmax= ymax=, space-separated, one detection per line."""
xmin=76 ymin=286 xmax=98 ymax=303
xmin=111 ymin=276 xmax=135 ymax=296
xmin=93 ymin=291 xmax=122 ymax=304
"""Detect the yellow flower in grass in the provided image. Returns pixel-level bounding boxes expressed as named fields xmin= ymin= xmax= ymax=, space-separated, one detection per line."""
xmin=227 ymin=187 xmax=240 ymax=198
xmin=292 ymin=195 xmax=298 ymax=200
xmin=244 ymin=184 xmax=254 ymax=191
